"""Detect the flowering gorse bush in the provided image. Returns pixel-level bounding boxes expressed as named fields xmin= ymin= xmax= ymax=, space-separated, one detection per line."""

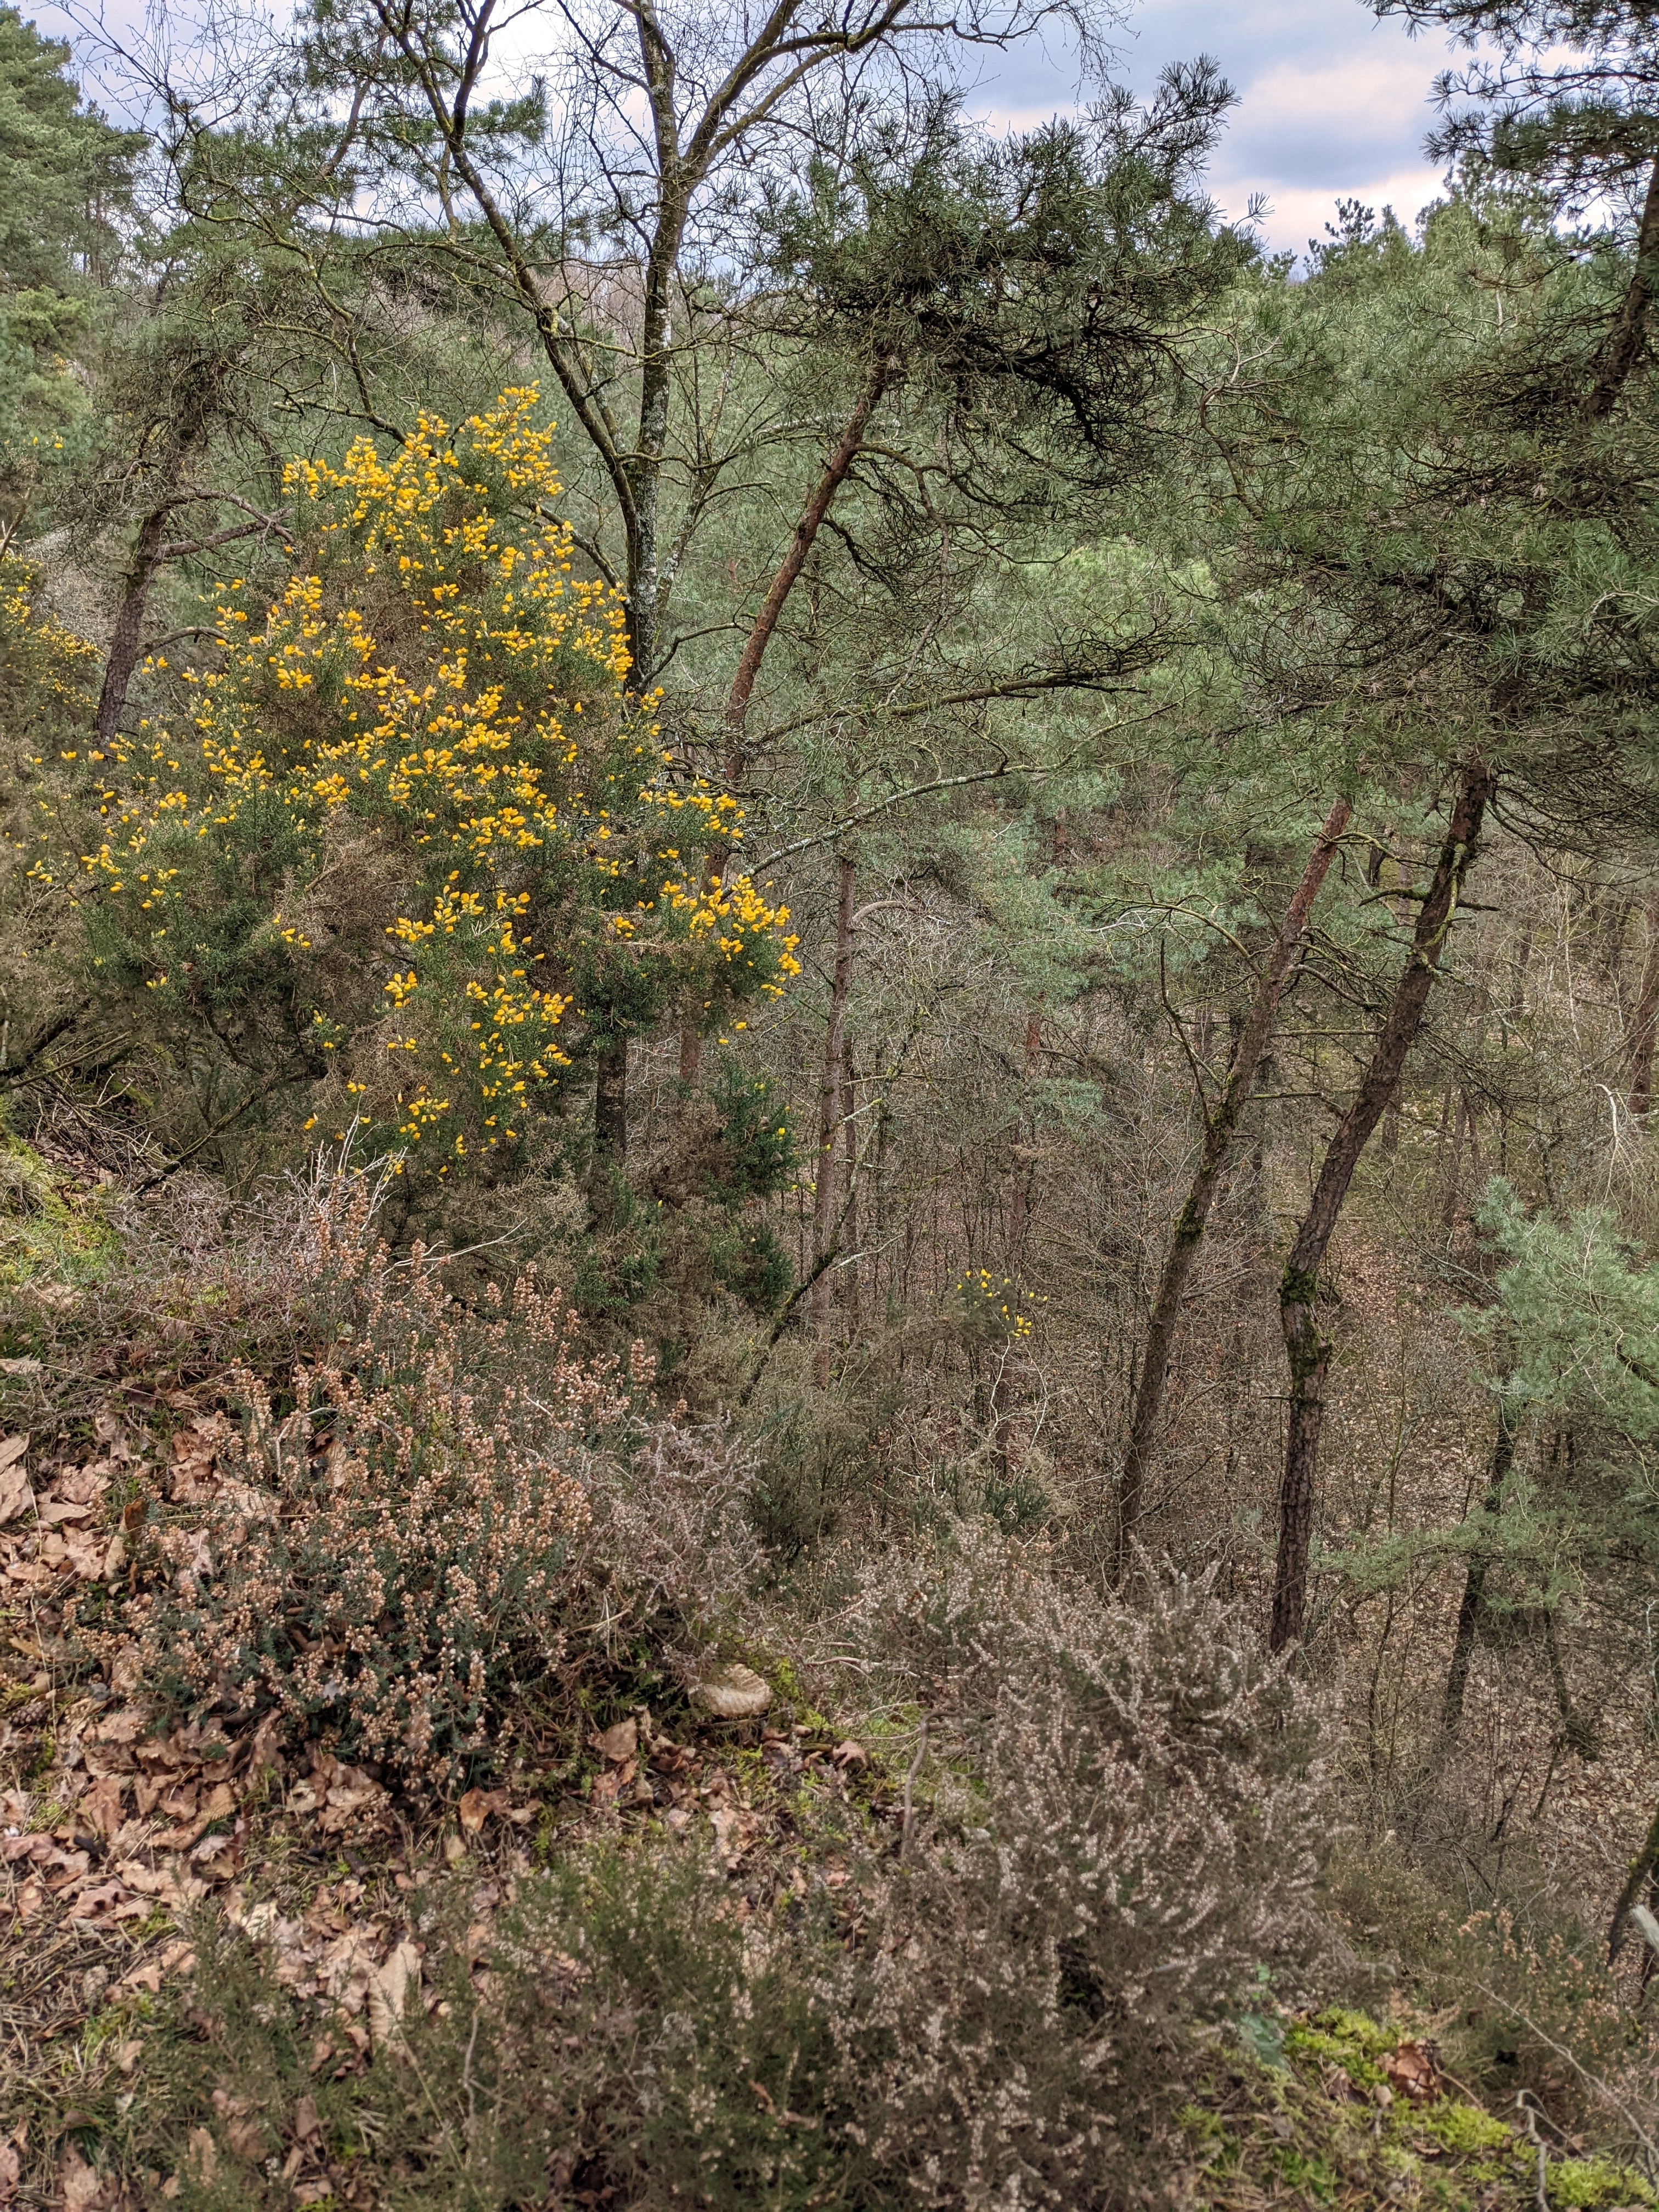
xmin=46 ymin=390 xmax=798 ymax=1168
xmin=92 ymin=1160 xmax=657 ymax=1783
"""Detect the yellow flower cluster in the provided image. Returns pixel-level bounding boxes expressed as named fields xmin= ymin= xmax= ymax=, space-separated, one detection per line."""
xmin=66 ymin=392 xmax=800 ymax=1164
xmin=955 ymin=1269 xmax=1041 ymax=1339
xmin=1 ymin=558 xmax=97 ymax=713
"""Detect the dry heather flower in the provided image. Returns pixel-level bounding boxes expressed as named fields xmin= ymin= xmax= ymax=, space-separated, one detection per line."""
xmin=88 ymin=1163 xmax=656 ymax=1787
xmin=813 ymin=1528 xmax=1333 ymax=2208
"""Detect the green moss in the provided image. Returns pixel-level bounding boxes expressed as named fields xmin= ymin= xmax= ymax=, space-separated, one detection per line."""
xmin=1284 ymin=2006 xmax=1391 ymax=2086
xmin=1423 ymin=2102 xmax=1513 ymax=2155
xmin=1547 ymin=2155 xmax=1656 ymax=2208
xmin=0 ymin=1133 xmax=119 ymax=1286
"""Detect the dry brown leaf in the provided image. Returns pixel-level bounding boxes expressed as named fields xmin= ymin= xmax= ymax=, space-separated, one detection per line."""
xmin=457 ymin=1787 xmax=510 ymax=1835
xmin=0 ymin=1435 xmax=28 ymax=1475
xmin=79 ymin=1777 xmax=126 ymax=1840
xmin=366 ymin=1939 xmax=420 ymax=2047
xmin=0 ymin=1463 xmax=32 ymax=1527
xmin=291 ymin=2096 xmax=320 ymax=2143
xmin=1383 ymin=2040 xmax=1441 ymax=2106
xmin=689 ymin=1663 xmax=771 ymax=1719
xmin=590 ymin=1717 xmax=637 ymax=1764
xmin=57 ymin=2147 xmax=113 ymax=2211
xmin=0 ymin=2143 xmax=16 ymax=2204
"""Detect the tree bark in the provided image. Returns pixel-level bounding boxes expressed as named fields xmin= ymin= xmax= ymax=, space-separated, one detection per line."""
xmin=594 ymin=1038 xmax=629 ymax=1194
xmin=722 ymin=353 xmax=896 ymax=780
xmin=1442 ymin=1396 xmax=1516 ymax=1735
xmin=1269 ymin=759 xmax=1493 ymax=1653
xmin=1114 ymin=796 xmax=1352 ymax=1577
xmin=1608 ymin=1797 xmax=1659 ymax=1963
xmin=811 ymin=855 xmax=855 ymax=1387
xmin=1586 ymin=153 xmax=1659 ymax=422
xmin=93 ymin=481 xmax=182 ymax=751
xmin=1628 ymin=892 xmax=1659 ymax=1116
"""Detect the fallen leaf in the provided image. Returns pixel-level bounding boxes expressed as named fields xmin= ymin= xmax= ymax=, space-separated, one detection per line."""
xmin=590 ymin=1717 xmax=637 ymax=1764
xmin=0 ymin=1436 xmax=27 ymax=1475
xmin=79 ymin=1776 xmax=126 ymax=1840
xmin=830 ymin=1740 xmax=867 ymax=1767
xmin=1383 ymin=2040 xmax=1441 ymax=2106
xmin=689 ymin=1663 xmax=771 ymax=1719
xmin=458 ymin=1786 xmax=510 ymax=1835
xmin=57 ymin=2147 xmax=112 ymax=2211
xmin=0 ymin=1357 xmax=41 ymax=1377
xmin=0 ymin=1464 xmax=31 ymax=1527
xmin=0 ymin=2145 xmax=15 ymax=2204
xmin=292 ymin=2095 xmax=320 ymax=2142
xmin=366 ymin=1940 xmax=420 ymax=2047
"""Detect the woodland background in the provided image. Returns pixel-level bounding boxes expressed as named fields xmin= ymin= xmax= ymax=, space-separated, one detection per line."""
xmin=1 ymin=0 xmax=1658 ymax=2203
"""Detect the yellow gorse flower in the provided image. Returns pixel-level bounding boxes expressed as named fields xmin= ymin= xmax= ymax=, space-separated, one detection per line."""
xmin=64 ymin=391 xmax=799 ymax=1161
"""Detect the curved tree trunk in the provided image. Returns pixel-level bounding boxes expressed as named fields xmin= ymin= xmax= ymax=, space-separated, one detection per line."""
xmin=1269 ymin=759 xmax=1493 ymax=1654
xmin=1114 ymin=797 xmax=1352 ymax=1576
xmin=680 ymin=359 xmax=895 ymax=1093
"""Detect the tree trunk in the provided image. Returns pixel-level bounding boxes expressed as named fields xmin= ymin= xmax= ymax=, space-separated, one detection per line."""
xmin=1442 ymin=1397 xmax=1516 ymax=1735
xmin=842 ymin=1031 xmax=860 ymax=1346
xmin=722 ymin=353 xmax=896 ymax=782
xmin=1608 ymin=1797 xmax=1659 ymax=1963
xmin=811 ymin=855 xmax=855 ymax=1387
xmin=1586 ymin=152 xmax=1659 ymax=422
xmin=93 ymin=486 xmax=182 ymax=750
xmin=1269 ymin=759 xmax=1493 ymax=1653
xmin=1628 ymin=893 xmax=1659 ymax=1116
xmin=1114 ymin=797 xmax=1352 ymax=1576
xmin=592 ymin=1039 xmax=629 ymax=1208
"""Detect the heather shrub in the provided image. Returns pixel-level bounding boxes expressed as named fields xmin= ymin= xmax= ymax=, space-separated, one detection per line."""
xmin=145 ymin=1852 xmax=849 ymax=2212
xmin=815 ymin=1530 xmax=1333 ymax=2207
xmin=85 ymin=1160 xmax=658 ymax=1785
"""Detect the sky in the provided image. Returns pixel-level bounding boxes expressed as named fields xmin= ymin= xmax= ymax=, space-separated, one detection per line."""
xmin=44 ymin=0 xmax=1467 ymax=261
xmin=962 ymin=0 xmax=1463 ymax=255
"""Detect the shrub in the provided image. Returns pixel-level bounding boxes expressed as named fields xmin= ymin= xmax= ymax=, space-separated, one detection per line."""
xmin=82 ymin=1155 xmax=657 ymax=1785
xmin=48 ymin=390 xmax=799 ymax=1173
xmin=815 ymin=1529 xmax=1332 ymax=2205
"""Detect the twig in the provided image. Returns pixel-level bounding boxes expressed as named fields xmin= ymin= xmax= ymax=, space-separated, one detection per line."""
xmin=1475 ymin=1980 xmax=1659 ymax=2177
xmin=899 ymin=1718 xmax=928 ymax=1860
xmin=1517 ymin=2092 xmax=1550 ymax=2212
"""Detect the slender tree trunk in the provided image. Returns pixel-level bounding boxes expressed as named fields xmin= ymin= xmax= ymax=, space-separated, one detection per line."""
xmin=842 ymin=1031 xmax=861 ymax=1346
xmin=1628 ymin=892 xmax=1659 ymax=1116
xmin=1442 ymin=1398 xmax=1516 ymax=1735
xmin=94 ymin=484 xmax=182 ymax=750
xmin=1586 ymin=152 xmax=1659 ymax=422
xmin=811 ymin=855 xmax=855 ymax=1387
xmin=675 ymin=360 xmax=895 ymax=1090
xmin=1609 ymin=1798 xmax=1659 ymax=1962
xmin=1114 ymin=797 xmax=1352 ymax=1576
xmin=1270 ymin=760 xmax=1493 ymax=1653
xmin=592 ymin=1039 xmax=629 ymax=1209
xmin=722 ymin=353 xmax=896 ymax=782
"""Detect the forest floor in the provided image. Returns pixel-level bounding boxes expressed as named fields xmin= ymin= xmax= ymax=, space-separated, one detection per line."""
xmin=2 ymin=1131 xmax=1655 ymax=2211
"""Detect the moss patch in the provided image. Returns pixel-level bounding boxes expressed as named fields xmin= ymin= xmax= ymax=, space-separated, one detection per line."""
xmin=0 ymin=1133 xmax=119 ymax=1286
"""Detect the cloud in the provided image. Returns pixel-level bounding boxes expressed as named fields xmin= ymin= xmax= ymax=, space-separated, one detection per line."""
xmin=963 ymin=0 xmax=1462 ymax=255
